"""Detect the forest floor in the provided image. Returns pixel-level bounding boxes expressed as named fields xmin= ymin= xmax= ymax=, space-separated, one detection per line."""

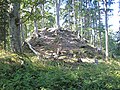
xmin=0 ymin=49 xmax=120 ymax=90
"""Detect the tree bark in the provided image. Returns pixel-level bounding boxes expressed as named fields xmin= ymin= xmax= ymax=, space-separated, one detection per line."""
xmin=104 ymin=0 xmax=109 ymax=60
xmin=68 ymin=1 xmax=71 ymax=29
xmin=9 ymin=2 xmax=22 ymax=53
xmin=80 ymin=18 xmax=83 ymax=37
xmin=72 ymin=0 xmax=76 ymax=31
xmin=98 ymin=2 xmax=102 ymax=51
xmin=34 ymin=20 xmax=38 ymax=34
xmin=77 ymin=0 xmax=81 ymax=39
xmin=21 ymin=23 xmax=25 ymax=43
xmin=93 ymin=18 xmax=95 ymax=46
xmin=33 ymin=6 xmax=38 ymax=37
xmin=55 ymin=0 xmax=60 ymax=28
xmin=42 ymin=3 xmax=45 ymax=28
xmin=80 ymin=0 xmax=83 ymax=39
xmin=3 ymin=15 xmax=6 ymax=50
xmin=118 ymin=0 xmax=120 ymax=31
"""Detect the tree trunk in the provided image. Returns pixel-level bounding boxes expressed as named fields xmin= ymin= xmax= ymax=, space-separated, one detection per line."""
xmin=68 ymin=2 xmax=70 ymax=29
xmin=98 ymin=2 xmax=102 ymax=51
xmin=34 ymin=20 xmax=38 ymax=33
xmin=3 ymin=15 xmax=6 ymax=50
xmin=77 ymin=0 xmax=81 ymax=39
xmin=93 ymin=18 xmax=95 ymax=46
xmin=42 ymin=3 xmax=45 ymax=28
xmin=72 ymin=0 xmax=76 ymax=31
xmin=9 ymin=2 xmax=22 ymax=53
xmin=104 ymin=0 xmax=109 ymax=60
xmin=21 ymin=23 xmax=25 ymax=43
xmin=33 ymin=6 xmax=38 ymax=36
xmin=118 ymin=0 xmax=120 ymax=31
xmin=90 ymin=30 xmax=93 ymax=44
xmin=55 ymin=0 xmax=60 ymax=28
xmin=95 ymin=12 xmax=98 ymax=47
xmin=80 ymin=0 xmax=83 ymax=39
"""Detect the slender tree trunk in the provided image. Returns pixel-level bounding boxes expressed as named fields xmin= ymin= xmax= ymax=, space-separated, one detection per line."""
xmin=80 ymin=18 xmax=83 ymax=38
xmin=34 ymin=20 xmax=38 ymax=33
xmin=90 ymin=30 xmax=93 ymax=44
xmin=93 ymin=18 xmax=95 ymax=46
xmin=118 ymin=0 xmax=120 ymax=31
xmin=68 ymin=10 xmax=70 ymax=29
xmin=55 ymin=0 xmax=60 ymax=28
xmin=104 ymin=0 xmax=109 ymax=60
xmin=3 ymin=15 xmax=6 ymax=50
xmin=83 ymin=0 xmax=88 ymax=39
xmin=95 ymin=12 xmax=98 ymax=47
xmin=81 ymin=0 xmax=83 ymax=39
xmin=21 ymin=23 xmax=25 ymax=43
xmin=42 ymin=3 xmax=44 ymax=28
xmin=9 ymin=2 xmax=22 ymax=53
xmin=98 ymin=2 xmax=102 ymax=51
xmin=68 ymin=2 xmax=70 ymax=29
xmin=72 ymin=0 xmax=76 ymax=31
xmin=24 ymin=24 xmax=27 ymax=38
xmin=77 ymin=0 xmax=81 ymax=39
xmin=33 ymin=6 xmax=38 ymax=34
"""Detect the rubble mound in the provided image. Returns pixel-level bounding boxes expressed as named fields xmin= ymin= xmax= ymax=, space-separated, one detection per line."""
xmin=24 ymin=28 xmax=102 ymax=62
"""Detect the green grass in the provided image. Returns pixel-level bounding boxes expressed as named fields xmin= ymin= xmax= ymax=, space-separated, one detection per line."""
xmin=0 ymin=49 xmax=120 ymax=90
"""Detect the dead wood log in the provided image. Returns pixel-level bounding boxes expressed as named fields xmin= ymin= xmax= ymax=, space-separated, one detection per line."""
xmin=25 ymin=40 xmax=39 ymax=56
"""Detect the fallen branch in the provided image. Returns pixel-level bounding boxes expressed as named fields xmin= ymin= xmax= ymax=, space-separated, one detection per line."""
xmin=25 ymin=40 xmax=39 ymax=56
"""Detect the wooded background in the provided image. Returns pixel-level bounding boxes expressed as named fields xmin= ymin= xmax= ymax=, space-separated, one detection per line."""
xmin=0 ymin=0 xmax=120 ymax=59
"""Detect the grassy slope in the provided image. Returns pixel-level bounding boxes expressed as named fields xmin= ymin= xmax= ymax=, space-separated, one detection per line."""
xmin=0 ymin=49 xmax=120 ymax=90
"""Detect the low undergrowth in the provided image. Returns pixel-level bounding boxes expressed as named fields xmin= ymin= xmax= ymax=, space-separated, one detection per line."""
xmin=0 ymin=49 xmax=120 ymax=90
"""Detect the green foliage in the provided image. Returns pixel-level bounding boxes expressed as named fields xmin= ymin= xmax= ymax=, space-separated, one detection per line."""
xmin=78 ymin=63 xmax=120 ymax=90
xmin=0 ymin=49 xmax=120 ymax=90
